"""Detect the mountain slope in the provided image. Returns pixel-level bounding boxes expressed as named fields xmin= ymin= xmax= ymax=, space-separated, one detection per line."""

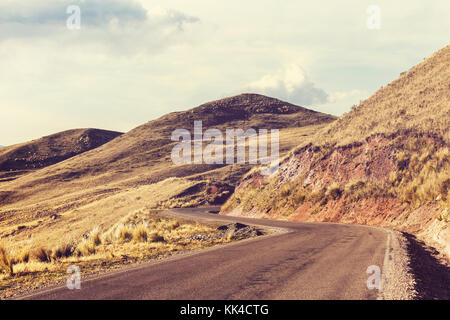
xmin=318 ymin=44 xmax=449 ymax=146
xmin=0 ymin=94 xmax=336 ymax=252
xmin=223 ymin=46 xmax=450 ymax=257
xmin=0 ymin=94 xmax=335 ymax=196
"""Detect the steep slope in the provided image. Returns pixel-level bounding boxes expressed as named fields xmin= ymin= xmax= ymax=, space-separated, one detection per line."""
xmin=0 ymin=94 xmax=336 ymax=251
xmin=223 ymin=46 xmax=450 ymax=257
xmin=318 ymin=45 xmax=449 ymax=146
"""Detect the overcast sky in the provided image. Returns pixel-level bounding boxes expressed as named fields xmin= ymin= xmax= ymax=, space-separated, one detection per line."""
xmin=1 ymin=0 xmax=449 ymax=145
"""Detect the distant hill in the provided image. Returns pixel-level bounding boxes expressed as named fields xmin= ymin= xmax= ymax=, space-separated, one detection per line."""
xmin=0 ymin=129 xmax=123 ymax=172
xmin=223 ymin=45 xmax=450 ymax=256
xmin=0 ymin=93 xmax=336 ymax=251
xmin=0 ymin=93 xmax=335 ymax=195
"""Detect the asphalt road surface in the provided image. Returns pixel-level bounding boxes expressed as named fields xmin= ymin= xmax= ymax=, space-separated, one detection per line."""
xmin=20 ymin=207 xmax=390 ymax=300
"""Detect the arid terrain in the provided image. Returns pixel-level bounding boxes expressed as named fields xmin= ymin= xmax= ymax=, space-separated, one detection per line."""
xmin=0 ymin=44 xmax=449 ymax=300
xmin=0 ymin=94 xmax=336 ymax=296
xmin=222 ymin=45 xmax=450 ymax=261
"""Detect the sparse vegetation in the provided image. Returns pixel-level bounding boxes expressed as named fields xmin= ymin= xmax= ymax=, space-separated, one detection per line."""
xmin=0 ymin=209 xmax=260 ymax=298
xmin=33 ymin=247 xmax=52 ymax=263
xmin=51 ymin=243 xmax=74 ymax=260
xmin=224 ymin=134 xmax=449 ymax=221
xmin=132 ymin=224 xmax=148 ymax=242
xmin=222 ymin=46 xmax=450 ymax=260
xmin=0 ymin=246 xmax=14 ymax=276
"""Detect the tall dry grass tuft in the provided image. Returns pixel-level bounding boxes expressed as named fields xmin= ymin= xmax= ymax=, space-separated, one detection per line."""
xmin=89 ymin=227 xmax=102 ymax=246
xmin=0 ymin=245 xmax=15 ymax=275
xmin=34 ymin=247 xmax=52 ymax=262
xmin=148 ymin=231 xmax=165 ymax=243
xmin=76 ymin=239 xmax=96 ymax=256
xmin=116 ymin=224 xmax=133 ymax=242
xmin=51 ymin=243 xmax=74 ymax=260
xmin=17 ymin=248 xmax=30 ymax=263
xmin=132 ymin=224 xmax=148 ymax=242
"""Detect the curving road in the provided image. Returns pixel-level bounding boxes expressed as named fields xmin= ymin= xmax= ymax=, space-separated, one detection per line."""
xmin=19 ymin=207 xmax=390 ymax=300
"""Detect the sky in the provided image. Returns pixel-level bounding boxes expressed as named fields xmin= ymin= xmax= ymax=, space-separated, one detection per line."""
xmin=1 ymin=0 xmax=449 ymax=146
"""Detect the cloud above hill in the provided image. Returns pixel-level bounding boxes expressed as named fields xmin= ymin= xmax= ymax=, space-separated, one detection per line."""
xmin=1 ymin=0 xmax=449 ymax=145
xmin=246 ymin=64 xmax=329 ymax=106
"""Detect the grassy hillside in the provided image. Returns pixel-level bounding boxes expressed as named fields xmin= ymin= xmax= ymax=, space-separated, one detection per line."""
xmin=222 ymin=46 xmax=450 ymax=256
xmin=0 ymin=94 xmax=335 ymax=257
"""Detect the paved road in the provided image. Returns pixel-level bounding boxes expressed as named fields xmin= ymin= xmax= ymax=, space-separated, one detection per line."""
xmin=20 ymin=207 xmax=389 ymax=300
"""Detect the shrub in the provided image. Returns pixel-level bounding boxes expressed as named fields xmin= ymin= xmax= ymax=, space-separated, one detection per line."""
xmin=310 ymin=187 xmax=327 ymax=204
xmin=167 ymin=220 xmax=180 ymax=230
xmin=326 ymin=183 xmax=342 ymax=200
xmin=292 ymin=189 xmax=306 ymax=205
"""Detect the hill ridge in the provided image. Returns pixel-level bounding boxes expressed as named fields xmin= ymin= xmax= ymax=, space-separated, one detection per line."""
xmin=0 ymin=128 xmax=123 ymax=172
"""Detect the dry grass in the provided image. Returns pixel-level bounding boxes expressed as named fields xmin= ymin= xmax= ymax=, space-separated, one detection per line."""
xmin=0 ymin=209 xmax=249 ymax=298
xmin=224 ymin=135 xmax=450 ymax=220
xmin=33 ymin=247 xmax=52 ymax=263
xmin=0 ymin=246 xmax=14 ymax=275
xmin=293 ymin=45 xmax=450 ymax=149
xmin=76 ymin=239 xmax=97 ymax=257
xmin=16 ymin=248 xmax=30 ymax=264
xmin=0 ymin=177 xmax=200 ymax=260
xmin=51 ymin=243 xmax=74 ymax=260
xmin=224 ymin=44 xmax=450 ymax=220
xmin=132 ymin=224 xmax=148 ymax=242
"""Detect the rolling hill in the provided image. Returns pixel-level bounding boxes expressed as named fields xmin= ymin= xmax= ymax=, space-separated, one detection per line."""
xmin=222 ymin=45 xmax=450 ymax=257
xmin=0 ymin=129 xmax=122 ymax=172
xmin=0 ymin=94 xmax=336 ymax=252
xmin=0 ymin=129 xmax=122 ymax=184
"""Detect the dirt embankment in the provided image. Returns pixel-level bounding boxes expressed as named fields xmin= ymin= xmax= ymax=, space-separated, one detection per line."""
xmin=222 ymin=131 xmax=449 ymax=259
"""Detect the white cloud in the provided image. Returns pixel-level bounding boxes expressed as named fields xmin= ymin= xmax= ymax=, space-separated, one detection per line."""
xmin=246 ymin=64 xmax=328 ymax=106
xmin=327 ymin=90 xmax=367 ymax=104
xmin=1 ymin=0 xmax=450 ymax=145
